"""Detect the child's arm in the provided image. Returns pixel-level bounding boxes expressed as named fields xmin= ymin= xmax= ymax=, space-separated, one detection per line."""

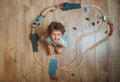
xmin=40 ymin=32 xmax=48 ymax=42
xmin=55 ymin=39 xmax=67 ymax=48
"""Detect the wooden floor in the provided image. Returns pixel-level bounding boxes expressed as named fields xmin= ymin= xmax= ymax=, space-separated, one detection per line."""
xmin=0 ymin=0 xmax=120 ymax=82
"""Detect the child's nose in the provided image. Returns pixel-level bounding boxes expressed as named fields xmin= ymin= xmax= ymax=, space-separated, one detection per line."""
xmin=55 ymin=35 xmax=58 ymax=38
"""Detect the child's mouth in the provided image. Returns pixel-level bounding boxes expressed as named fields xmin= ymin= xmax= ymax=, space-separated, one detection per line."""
xmin=54 ymin=39 xmax=59 ymax=42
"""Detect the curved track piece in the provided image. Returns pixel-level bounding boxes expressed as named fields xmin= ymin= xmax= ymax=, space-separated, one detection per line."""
xmin=31 ymin=3 xmax=114 ymax=72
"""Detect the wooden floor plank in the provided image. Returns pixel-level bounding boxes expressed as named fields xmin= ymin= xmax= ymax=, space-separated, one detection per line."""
xmin=0 ymin=0 xmax=119 ymax=82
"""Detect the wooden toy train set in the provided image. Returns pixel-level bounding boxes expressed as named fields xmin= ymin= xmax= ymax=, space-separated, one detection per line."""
xmin=30 ymin=2 xmax=114 ymax=81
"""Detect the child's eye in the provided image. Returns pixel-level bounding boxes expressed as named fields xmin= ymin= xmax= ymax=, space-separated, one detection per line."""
xmin=58 ymin=34 xmax=61 ymax=36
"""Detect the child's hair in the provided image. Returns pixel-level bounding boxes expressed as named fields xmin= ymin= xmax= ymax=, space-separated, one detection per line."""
xmin=47 ymin=22 xmax=65 ymax=35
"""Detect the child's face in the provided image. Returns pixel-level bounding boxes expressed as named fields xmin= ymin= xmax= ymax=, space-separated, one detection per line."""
xmin=50 ymin=29 xmax=62 ymax=43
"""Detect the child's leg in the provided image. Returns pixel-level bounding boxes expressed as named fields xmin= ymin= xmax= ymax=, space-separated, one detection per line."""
xmin=54 ymin=46 xmax=64 ymax=54
xmin=40 ymin=33 xmax=55 ymax=55
xmin=48 ymin=44 xmax=55 ymax=55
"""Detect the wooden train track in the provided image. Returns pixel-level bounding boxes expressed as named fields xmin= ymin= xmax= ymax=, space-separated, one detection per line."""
xmin=32 ymin=3 xmax=114 ymax=72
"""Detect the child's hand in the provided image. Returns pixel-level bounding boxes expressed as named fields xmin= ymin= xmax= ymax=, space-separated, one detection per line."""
xmin=56 ymin=45 xmax=64 ymax=48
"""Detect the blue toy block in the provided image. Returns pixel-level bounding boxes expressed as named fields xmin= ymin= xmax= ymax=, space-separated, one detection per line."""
xmin=36 ymin=15 xmax=43 ymax=22
xmin=33 ymin=15 xmax=43 ymax=27
xmin=84 ymin=7 xmax=88 ymax=13
xmin=62 ymin=2 xmax=81 ymax=11
xmin=48 ymin=59 xmax=58 ymax=76
xmin=30 ymin=33 xmax=39 ymax=52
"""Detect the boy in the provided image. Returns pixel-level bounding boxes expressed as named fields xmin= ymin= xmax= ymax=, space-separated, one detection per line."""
xmin=40 ymin=22 xmax=67 ymax=55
